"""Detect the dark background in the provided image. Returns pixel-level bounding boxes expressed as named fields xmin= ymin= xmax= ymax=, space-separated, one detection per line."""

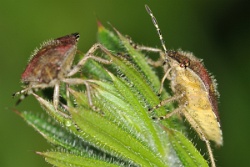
xmin=1 ymin=1 xmax=249 ymax=167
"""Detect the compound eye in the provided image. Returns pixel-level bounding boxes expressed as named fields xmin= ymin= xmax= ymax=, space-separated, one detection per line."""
xmin=184 ymin=60 xmax=190 ymax=67
xmin=72 ymin=33 xmax=80 ymax=38
xmin=180 ymin=63 xmax=185 ymax=68
xmin=180 ymin=59 xmax=190 ymax=68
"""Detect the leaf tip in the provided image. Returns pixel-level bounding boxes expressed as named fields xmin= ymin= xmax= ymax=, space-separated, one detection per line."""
xmin=11 ymin=108 xmax=22 ymax=116
xmin=97 ymin=20 xmax=105 ymax=32
xmin=36 ymin=151 xmax=44 ymax=156
xmin=32 ymin=93 xmax=46 ymax=105
xmin=109 ymin=24 xmax=122 ymax=38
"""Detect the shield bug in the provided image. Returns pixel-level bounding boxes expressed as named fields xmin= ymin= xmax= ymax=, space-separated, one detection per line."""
xmin=143 ymin=5 xmax=222 ymax=167
xmin=13 ymin=33 xmax=112 ymax=110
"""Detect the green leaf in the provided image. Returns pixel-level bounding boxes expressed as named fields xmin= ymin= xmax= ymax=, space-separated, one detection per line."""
xmin=97 ymin=22 xmax=125 ymax=52
xmin=168 ymin=129 xmax=209 ymax=167
xmin=39 ymin=152 xmax=121 ymax=167
xmin=68 ymin=105 xmax=167 ymax=167
xmin=93 ymin=73 xmax=168 ymax=156
xmin=20 ymin=111 xmax=84 ymax=154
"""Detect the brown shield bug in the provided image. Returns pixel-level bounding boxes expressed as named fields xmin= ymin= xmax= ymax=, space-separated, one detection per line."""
xmin=142 ymin=5 xmax=222 ymax=167
xmin=13 ymin=33 xmax=112 ymax=110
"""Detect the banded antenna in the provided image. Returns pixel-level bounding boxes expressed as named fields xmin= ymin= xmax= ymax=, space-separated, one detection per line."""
xmin=145 ymin=5 xmax=169 ymax=58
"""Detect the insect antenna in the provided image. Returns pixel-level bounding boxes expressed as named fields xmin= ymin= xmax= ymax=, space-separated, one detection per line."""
xmin=12 ymin=88 xmax=34 ymax=106
xmin=12 ymin=92 xmax=29 ymax=106
xmin=145 ymin=5 xmax=169 ymax=60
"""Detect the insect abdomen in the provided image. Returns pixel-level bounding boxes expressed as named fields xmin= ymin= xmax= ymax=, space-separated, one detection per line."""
xmin=173 ymin=64 xmax=223 ymax=146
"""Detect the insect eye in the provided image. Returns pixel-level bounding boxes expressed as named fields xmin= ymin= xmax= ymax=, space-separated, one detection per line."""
xmin=185 ymin=60 xmax=190 ymax=67
xmin=72 ymin=33 xmax=80 ymax=39
xmin=180 ymin=60 xmax=190 ymax=68
xmin=180 ymin=63 xmax=185 ymax=68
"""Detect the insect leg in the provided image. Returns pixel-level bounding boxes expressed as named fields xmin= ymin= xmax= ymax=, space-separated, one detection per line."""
xmin=148 ymin=94 xmax=183 ymax=112
xmin=62 ymin=78 xmax=99 ymax=111
xmin=138 ymin=46 xmax=166 ymax=67
xmin=112 ymin=23 xmax=166 ymax=67
xmin=67 ymin=43 xmax=112 ymax=77
xmin=53 ymin=82 xmax=60 ymax=110
xmin=158 ymin=67 xmax=172 ymax=95
xmin=152 ymin=104 xmax=184 ymax=120
xmin=125 ymin=37 xmax=172 ymax=96
xmin=32 ymin=92 xmax=70 ymax=118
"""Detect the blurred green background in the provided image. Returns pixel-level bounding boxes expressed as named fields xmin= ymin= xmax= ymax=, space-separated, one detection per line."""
xmin=1 ymin=1 xmax=249 ymax=167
